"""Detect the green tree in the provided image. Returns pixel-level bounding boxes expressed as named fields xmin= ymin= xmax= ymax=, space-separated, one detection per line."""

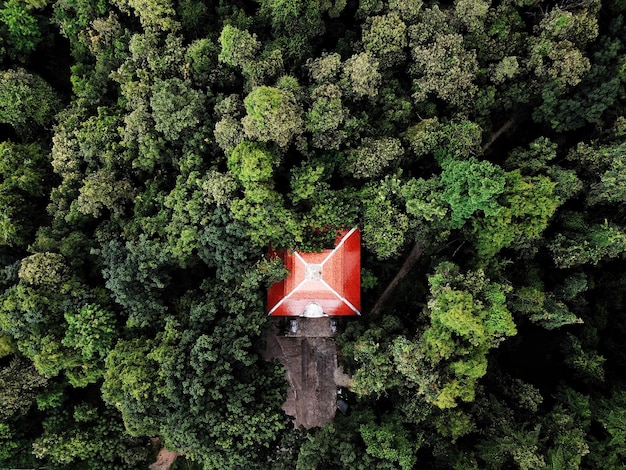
xmin=33 ymin=400 xmax=150 ymax=468
xmin=98 ymin=235 xmax=171 ymax=329
xmin=346 ymin=137 xmax=404 ymax=179
xmin=185 ymin=38 xmax=220 ymax=85
xmin=532 ymin=33 xmax=623 ymax=132
xmin=0 ymin=358 xmax=47 ymax=420
xmin=150 ymin=78 xmax=205 ymax=141
xmin=439 ymin=158 xmax=506 ymax=229
xmin=230 ymin=185 xmax=302 ymax=248
xmin=258 ymin=0 xmax=345 ymax=60
xmin=72 ymin=169 xmax=135 ymax=219
xmin=0 ymin=69 xmax=61 ymax=134
xmin=586 ymin=151 xmax=626 ymax=206
xmin=112 ymin=0 xmax=178 ymax=31
xmin=0 ymin=0 xmax=42 ymax=59
xmin=411 ymin=33 xmax=478 ymax=108
xmin=548 ymin=215 xmax=626 ymax=268
xmin=306 ymin=83 xmax=350 ymax=150
xmin=63 ymin=303 xmax=116 ymax=361
xmin=589 ymin=391 xmax=626 ymax=468
xmin=214 ymin=94 xmax=246 ymax=153
xmin=405 ymin=116 xmax=482 ymax=162
xmin=242 ymin=86 xmax=303 ymax=148
xmin=361 ymin=177 xmax=409 ymax=259
xmin=0 ymin=142 xmax=50 ymax=247
xmin=362 ymin=12 xmax=407 ymax=67
xmin=476 ymin=423 xmax=545 ymax=469
xmin=360 ymin=416 xmax=417 ymax=470
xmin=563 ymin=334 xmax=605 ymax=383
xmin=508 ymin=286 xmax=583 ymax=330
xmin=402 ymin=176 xmax=449 ymax=225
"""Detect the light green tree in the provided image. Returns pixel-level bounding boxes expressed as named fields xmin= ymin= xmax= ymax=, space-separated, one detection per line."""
xmin=242 ymin=86 xmax=303 ymax=148
xmin=227 ymin=141 xmax=279 ymax=186
xmin=218 ymin=24 xmax=260 ymax=70
xmin=342 ymin=52 xmax=381 ymax=98
xmin=411 ymin=33 xmax=478 ymax=108
xmin=0 ymin=0 xmax=42 ymax=59
xmin=472 ymin=171 xmax=559 ymax=257
xmin=362 ymin=12 xmax=407 ymax=67
xmin=439 ymin=158 xmax=506 ymax=229
xmin=63 ymin=304 xmax=116 ymax=361
xmin=347 ymin=137 xmax=404 ymax=179
xmin=419 ymin=263 xmax=516 ymax=408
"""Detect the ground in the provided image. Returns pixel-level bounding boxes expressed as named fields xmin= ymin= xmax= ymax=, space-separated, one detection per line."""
xmin=149 ymin=438 xmax=182 ymax=470
xmin=263 ymin=317 xmax=352 ymax=428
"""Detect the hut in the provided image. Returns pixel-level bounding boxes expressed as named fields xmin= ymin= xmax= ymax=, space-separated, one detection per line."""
xmin=267 ymin=228 xmax=361 ymax=317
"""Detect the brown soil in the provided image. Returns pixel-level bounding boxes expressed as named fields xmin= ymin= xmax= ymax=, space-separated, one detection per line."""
xmin=149 ymin=445 xmax=182 ymax=470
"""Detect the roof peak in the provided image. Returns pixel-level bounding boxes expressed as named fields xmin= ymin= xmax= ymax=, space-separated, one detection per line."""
xmin=267 ymin=228 xmax=361 ymax=317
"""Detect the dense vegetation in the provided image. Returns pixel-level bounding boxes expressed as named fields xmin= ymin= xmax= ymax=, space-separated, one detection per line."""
xmin=0 ymin=0 xmax=625 ymax=467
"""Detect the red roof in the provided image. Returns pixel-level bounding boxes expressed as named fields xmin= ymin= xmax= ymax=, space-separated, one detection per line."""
xmin=267 ymin=228 xmax=361 ymax=316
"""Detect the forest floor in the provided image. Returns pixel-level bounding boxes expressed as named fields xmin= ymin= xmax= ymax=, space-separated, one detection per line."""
xmin=264 ymin=319 xmax=351 ymax=428
xmin=149 ymin=439 xmax=182 ymax=470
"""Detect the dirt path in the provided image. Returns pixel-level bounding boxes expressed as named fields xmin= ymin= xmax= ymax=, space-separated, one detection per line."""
xmin=149 ymin=439 xmax=182 ymax=470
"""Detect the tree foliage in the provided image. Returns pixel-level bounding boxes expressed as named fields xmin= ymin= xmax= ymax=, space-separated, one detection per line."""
xmin=242 ymin=85 xmax=303 ymax=148
xmin=0 ymin=69 xmax=60 ymax=134
xmin=0 ymin=0 xmax=625 ymax=467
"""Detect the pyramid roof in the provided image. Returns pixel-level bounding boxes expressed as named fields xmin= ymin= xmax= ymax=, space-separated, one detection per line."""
xmin=267 ymin=229 xmax=361 ymax=317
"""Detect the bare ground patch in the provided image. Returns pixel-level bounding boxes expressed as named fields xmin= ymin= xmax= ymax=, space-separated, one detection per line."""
xmin=149 ymin=438 xmax=182 ymax=470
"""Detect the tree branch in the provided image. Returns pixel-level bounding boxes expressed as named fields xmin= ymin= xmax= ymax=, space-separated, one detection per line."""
xmin=482 ymin=117 xmax=516 ymax=153
xmin=369 ymin=243 xmax=423 ymax=318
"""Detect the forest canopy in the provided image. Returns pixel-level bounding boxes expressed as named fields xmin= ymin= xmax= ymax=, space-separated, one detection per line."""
xmin=1 ymin=0 xmax=626 ymax=467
